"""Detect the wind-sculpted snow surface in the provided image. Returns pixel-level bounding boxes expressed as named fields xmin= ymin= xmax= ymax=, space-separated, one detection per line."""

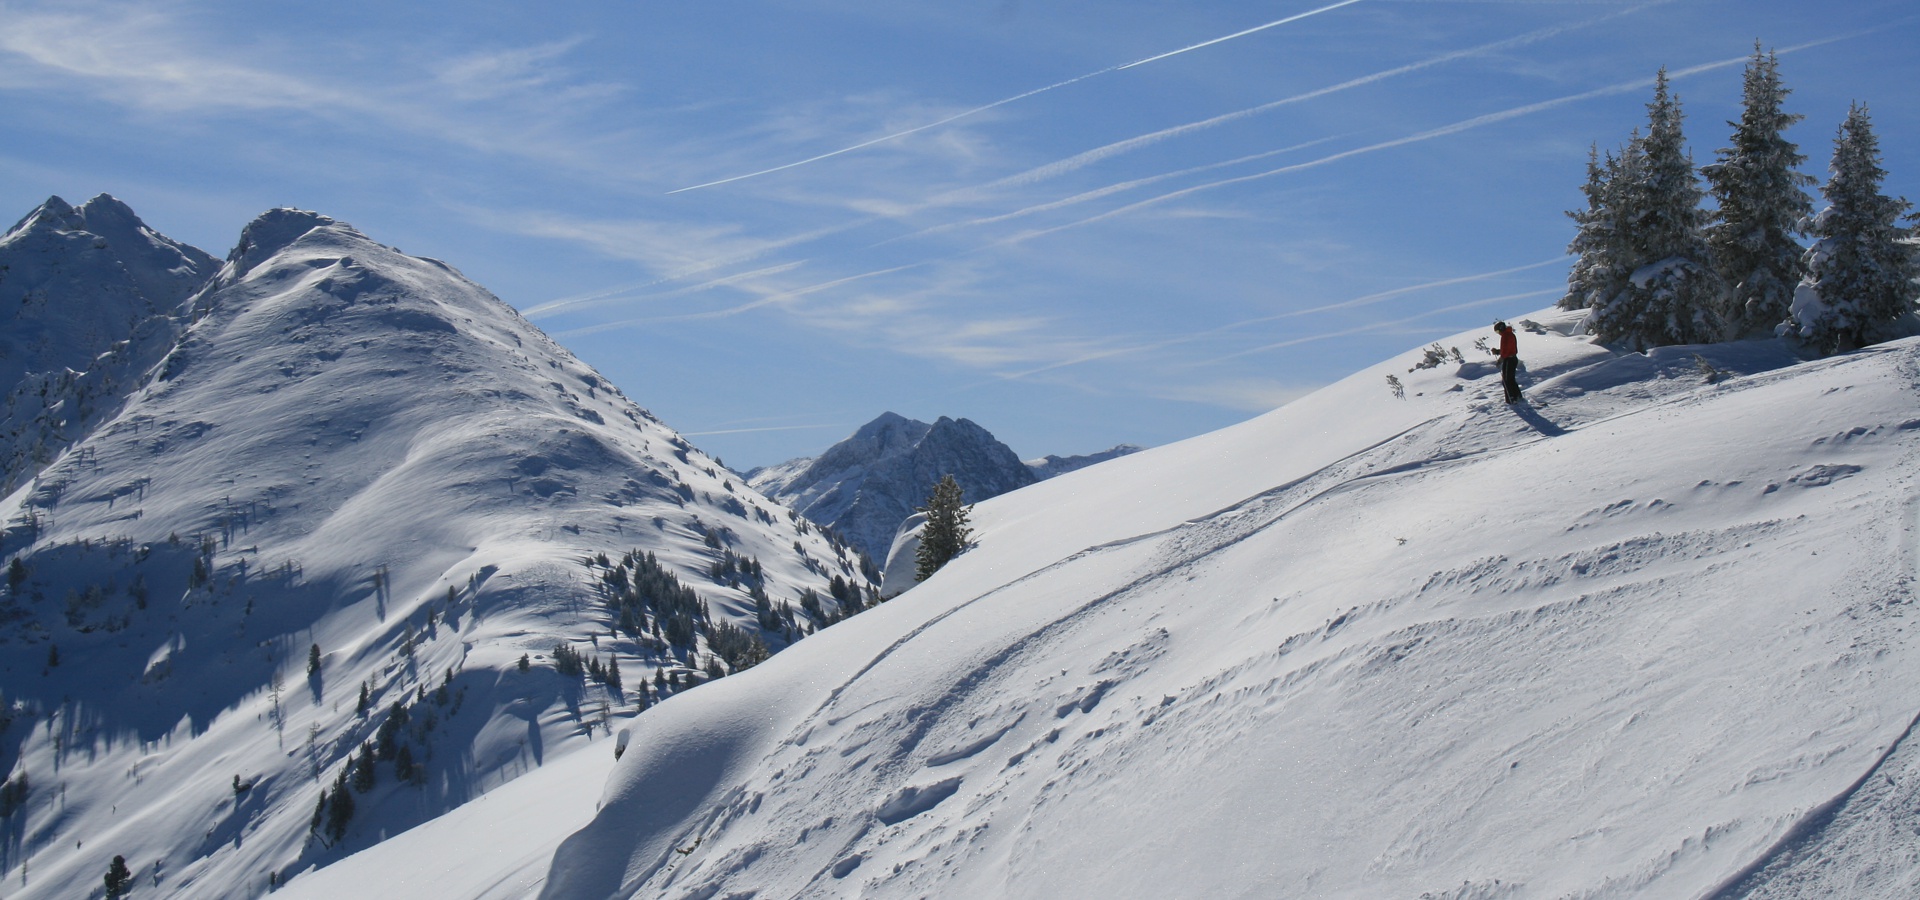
xmin=533 ymin=309 xmax=1920 ymax=899
xmin=0 ymin=205 xmax=867 ymax=899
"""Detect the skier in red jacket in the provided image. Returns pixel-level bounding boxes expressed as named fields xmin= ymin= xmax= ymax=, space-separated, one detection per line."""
xmin=1494 ymin=321 xmax=1521 ymax=404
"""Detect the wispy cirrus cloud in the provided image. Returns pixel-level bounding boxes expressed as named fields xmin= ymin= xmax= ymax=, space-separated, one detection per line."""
xmin=0 ymin=4 xmax=367 ymax=113
xmin=985 ymin=0 xmax=1674 ymax=191
xmin=665 ymin=0 xmax=1370 ymax=194
xmin=0 ymin=0 xmax=638 ymax=181
xmin=515 ymin=4 xmax=1662 ymax=311
xmin=431 ymin=38 xmax=623 ymax=104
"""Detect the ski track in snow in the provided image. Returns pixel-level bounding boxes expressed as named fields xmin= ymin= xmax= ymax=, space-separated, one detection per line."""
xmin=310 ymin=308 xmax=1920 ymax=899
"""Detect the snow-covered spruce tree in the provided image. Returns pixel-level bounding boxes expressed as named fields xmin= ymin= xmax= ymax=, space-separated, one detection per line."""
xmin=1784 ymin=103 xmax=1919 ymax=353
xmin=1585 ymin=69 xmax=1724 ymax=349
xmin=914 ymin=474 xmax=973 ymax=582
xmin=1704 ymin=45 xmax=1814 ymax=336
xmin=1562 ymin=144 xmax=1632 ymax=311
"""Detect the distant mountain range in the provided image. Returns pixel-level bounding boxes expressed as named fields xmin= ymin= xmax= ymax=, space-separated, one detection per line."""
xmin=0 ymin=195 xmax=871 ymax=899
xmin=745 ymin=412 xmax=1140 ymax=563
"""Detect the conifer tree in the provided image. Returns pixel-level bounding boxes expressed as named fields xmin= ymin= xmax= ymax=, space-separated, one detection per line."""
xmin=1561 ymin=145 xmax=1629 ymax=311
xmin=914 ymin=475 xmax=973 ymax=582
xmin=1785 ymin=103 xmax=1919 ymax=352
xmin=351 ymin=744 xmax=375 ymax=793
xmin=1704 ymin=45 xmax=1814 ymax=335
xmin=105 ymin=855 xmax=132 ymax=899
xmin=307 ymin=643 xmax=322 ymax=677
xmin=1586 ymin=70 xmax=1724 ymax=348
xmin=326 ymin=767 xmax=354 ymax=842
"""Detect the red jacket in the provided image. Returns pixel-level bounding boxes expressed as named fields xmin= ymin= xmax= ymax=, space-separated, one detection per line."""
xmin=1498 ymin=329 xmax=1517 ymax=359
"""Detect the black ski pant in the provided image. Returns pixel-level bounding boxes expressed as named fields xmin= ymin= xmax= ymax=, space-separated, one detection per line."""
xmin=1500 ymin=356 xmax=1521 ymax=403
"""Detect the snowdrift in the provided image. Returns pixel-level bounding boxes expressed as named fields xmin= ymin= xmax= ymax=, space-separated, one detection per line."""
xmin=522 ymin=308 xmax=1920 ymax=899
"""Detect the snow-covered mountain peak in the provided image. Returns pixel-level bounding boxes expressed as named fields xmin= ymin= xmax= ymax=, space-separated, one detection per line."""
xmin=818 ymin=411 xmax=930 ymax=470
xmin=0 ymin=192 xmax=217 ymax=413
xmin=0 ymin=198 xmax=874 ymax=899
xmin=219 ymin=206 xmax=347 ymax=283
xmin=3 ymin=192 xmax=215 ymax=285
xmin=748 ymin=412 xmax=1038 ymax=563
xmin=6 ymin=194 xmax=82 ymax=234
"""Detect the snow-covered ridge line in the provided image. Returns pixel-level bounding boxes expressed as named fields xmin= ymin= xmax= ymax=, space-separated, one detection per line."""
xmin=0 ymin=198 xmax=874 ymax=899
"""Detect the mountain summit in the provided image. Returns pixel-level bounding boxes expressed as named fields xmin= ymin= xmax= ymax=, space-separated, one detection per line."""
xmin=0 ymin=194 xmax=220 ymax=497
xmin=748 ymin=413 xmax=1037 ymax=563
xmin=0 ymin=200 xmax=869 ymax=898
xmin=749 ymin=413 xmax=1140 ymax=565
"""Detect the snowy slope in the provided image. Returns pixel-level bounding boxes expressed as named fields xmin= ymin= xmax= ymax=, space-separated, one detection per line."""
xmin=0 ymin=205 xmax=869 ymax=899
xmin=513 ymin=308 xmax=1920 ymax=899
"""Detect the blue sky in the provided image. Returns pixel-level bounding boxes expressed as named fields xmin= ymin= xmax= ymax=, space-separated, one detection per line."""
xmin=2 ymin=0 xmax=1916 ymax=470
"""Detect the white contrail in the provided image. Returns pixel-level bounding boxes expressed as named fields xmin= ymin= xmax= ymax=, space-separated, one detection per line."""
xmin=1215 ymin=288 xmax=1561 ymax=361
xmin=533 ymin=2 xmax=1659 ymax=316
xmin=888 ymin=137 xmax=1344 ymax=246
xmin=993 ymin=43 xmax=1809 ymax=248
xmin=1269 ymin=258 xmax=1568 ymax=320
xmin=552 ymin=262 xmax=928 ymax=337
xmin=665 ymin=0 xmax=1367 ymax=194
xmin=996 ymin=260 xmax=1565 ymax=379
xmin=524 ymin=260 xmax=809 ymax=318
xmin=994 ymin=0 xmax=1673 ymax=190
xmin=1112 ymin=0 xmax=1369 ymax=70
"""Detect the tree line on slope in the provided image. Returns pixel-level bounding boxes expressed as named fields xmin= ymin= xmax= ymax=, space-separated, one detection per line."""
xmin=1563 ymin=44 xmax=1918 ymax=355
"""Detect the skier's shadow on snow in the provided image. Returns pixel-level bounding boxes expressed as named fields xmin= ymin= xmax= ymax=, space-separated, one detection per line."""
xmin=1510 ymin=401 xmax=1566 ymax=437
